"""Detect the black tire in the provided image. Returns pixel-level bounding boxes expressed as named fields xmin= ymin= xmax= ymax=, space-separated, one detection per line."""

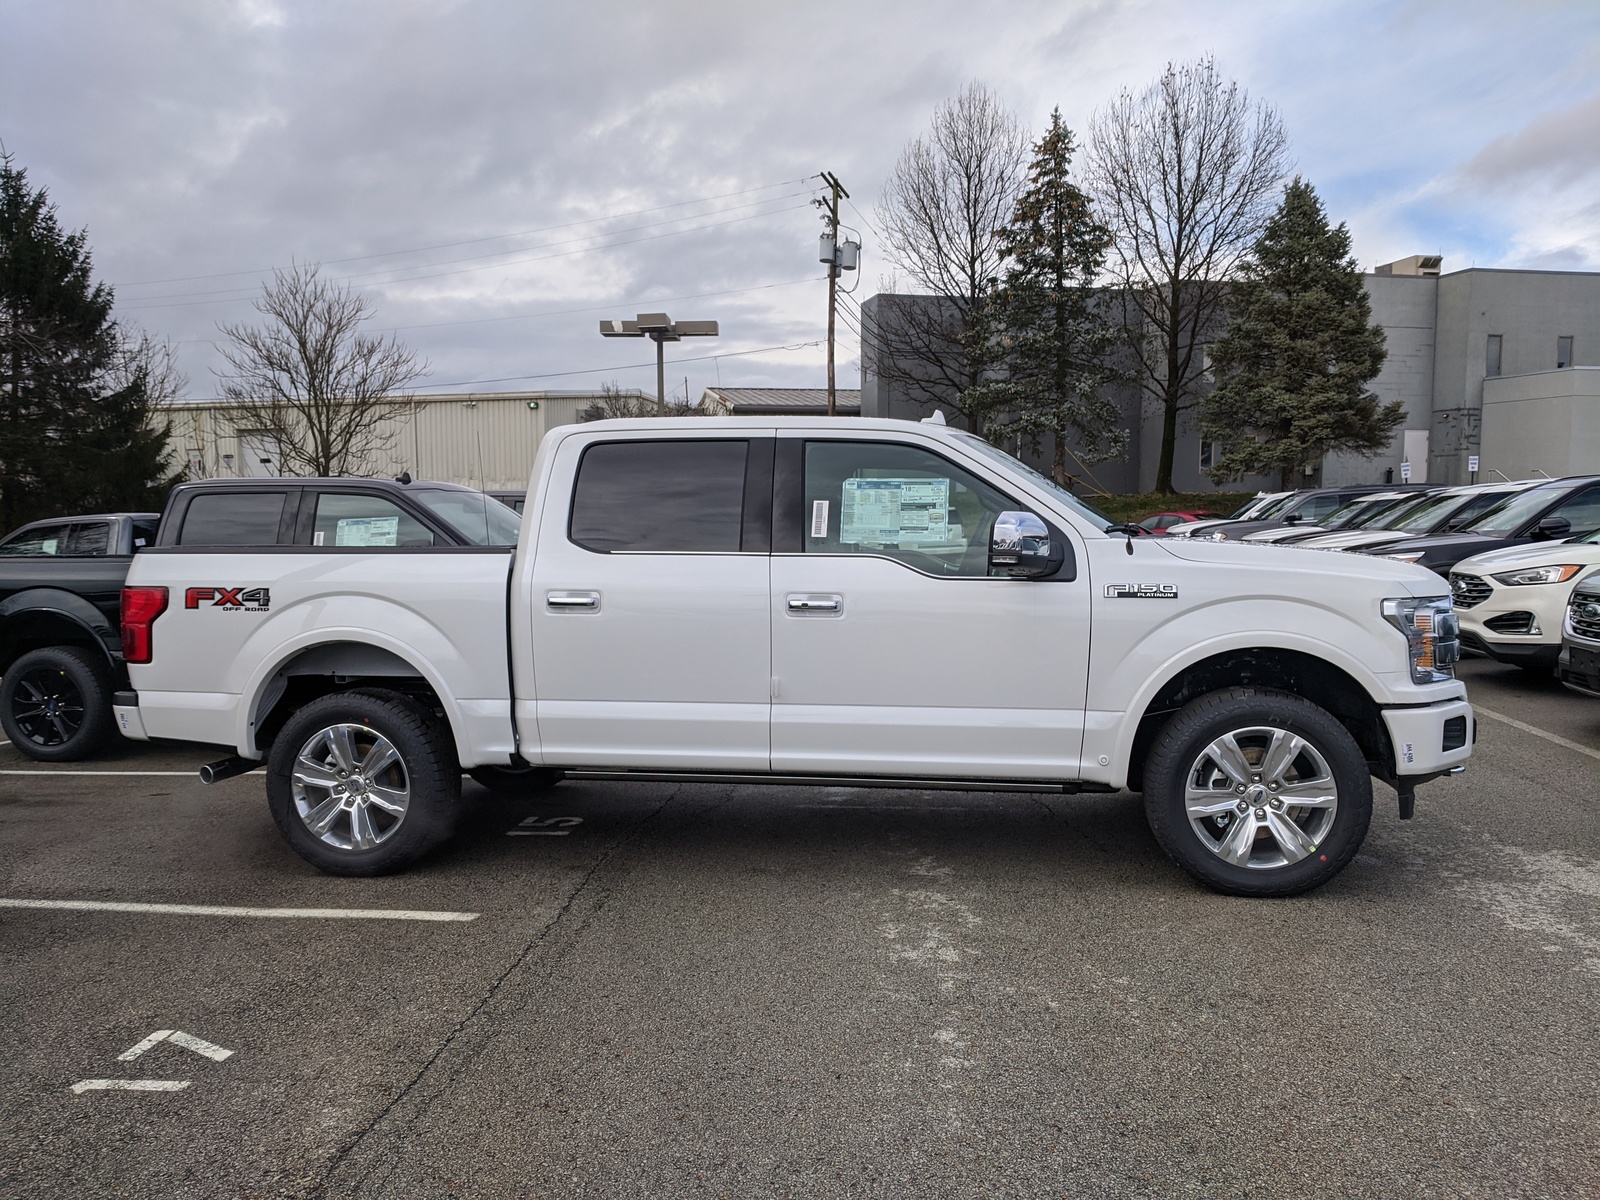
xmin=467 ymin=764 xmax=562 ymax=796
xmin=1 ymin=646 xmax=115 ymax=762
xmin=1143 ymin=686 xmax=1372 ymax=898
xmin=266 ymin=688 xmax=461 ymax=876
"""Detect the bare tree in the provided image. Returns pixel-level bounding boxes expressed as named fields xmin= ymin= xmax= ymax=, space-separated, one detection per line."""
xmin=873 ymin=82 xmax=1031 ymax=437
xmin=216 ymin=263 xmax=427 ymax=476
xmin=578 ymin=381 xmax=707 ymax=421
xmin=1087 ymin=57 xmax=1288 ymax=493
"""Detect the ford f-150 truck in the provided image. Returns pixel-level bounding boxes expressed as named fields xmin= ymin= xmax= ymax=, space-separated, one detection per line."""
xmin=115 ymin=417 xmax=1473 ymax=896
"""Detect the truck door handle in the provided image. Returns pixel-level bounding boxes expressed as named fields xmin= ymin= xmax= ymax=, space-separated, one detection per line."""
xmin=546 ymin=590 xmax=600 ymax=612
xmin=787 ymin=594 xmax=841 ymax=612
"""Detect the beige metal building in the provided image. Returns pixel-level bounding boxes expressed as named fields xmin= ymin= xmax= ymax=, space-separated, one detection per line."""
xmin=159 ymin=391 xmax=625 ymax=489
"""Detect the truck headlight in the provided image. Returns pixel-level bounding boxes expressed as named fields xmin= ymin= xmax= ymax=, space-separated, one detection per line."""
xmin=1381 ymin=551 xmax=1427 ymax=564
xmin=1382 ymin=596 xmax=1460 ymax=684
xmin=1489 ymin=564 xmax=1582 ymax=586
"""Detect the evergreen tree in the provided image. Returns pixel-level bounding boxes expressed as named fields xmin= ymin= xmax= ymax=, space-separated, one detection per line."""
xmin=0 ymin=153 xmax=179 ymax=531
xmin=962 ymin=109 xmax=1123 ymax=483
xmin=1202 ymin=178 xmax=1400 ymax=488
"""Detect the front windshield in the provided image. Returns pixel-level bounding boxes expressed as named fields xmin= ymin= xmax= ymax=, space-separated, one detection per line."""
xmin=1351 ymin=494 xmax=1431 ymax=530
xmin=1463 ymin=485 xmax=1570 ymax=538
xmin=1387 ymin=490 xmax=1471 ymax=534
xmin=1252 ymin=493 xmax=1298 ymax=519
xmin=953 ymin=435 xmax=1115 ymax=528
xmin=412 ymin=488 xmax=522 ymax=546
xmin=1318 ymin=498 xmax=1378 ymax=530
xmin=1229 ymin=494 xmax=1275 ymax=519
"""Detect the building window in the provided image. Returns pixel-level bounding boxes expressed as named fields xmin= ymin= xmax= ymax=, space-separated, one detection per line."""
xmin=1201 ymin=344 xmax=1215 ymax=382
xmin=1486 ymin=334 xmax=1503 ymax=378
xmin=1199 ymin=439 xmax=1221 ymax=471
xmin=1557 ymin=336 xmax=1573 ymax=369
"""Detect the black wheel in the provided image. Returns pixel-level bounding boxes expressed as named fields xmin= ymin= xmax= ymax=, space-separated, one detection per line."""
xmin=1143 ymin=686 xmax=1372 ymax=898
xmin=1 ymin=646 xmax=114 ymax=762
xmin=468 ymin=763 xmax=562 ymax=796
xmin=266 ymin=689 xmax=461 ymax=876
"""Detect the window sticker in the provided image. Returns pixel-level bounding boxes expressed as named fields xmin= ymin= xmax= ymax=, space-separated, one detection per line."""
xmin=839 ymin=477 xmax=951 ymax=547
xmin=335 ymin=516 xmax=399 ymax=547
xmin=313 ymin=531 xmax=325 ymax=546
xmin=811 ymin=500 xmax=829 ymax=538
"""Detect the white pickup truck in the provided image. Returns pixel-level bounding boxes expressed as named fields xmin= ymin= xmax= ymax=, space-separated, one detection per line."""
xmin=116 ymin=417 xmax=1473 ymax=896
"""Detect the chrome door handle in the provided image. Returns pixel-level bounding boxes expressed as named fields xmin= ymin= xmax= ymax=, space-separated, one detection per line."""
xmin=547 ymin=590 xmax=600 ymax=612
xmin=787 ymin=594 xmax=841 ymax=612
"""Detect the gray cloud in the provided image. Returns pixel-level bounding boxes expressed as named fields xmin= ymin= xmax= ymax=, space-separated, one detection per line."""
xmin=2 ymin=0 xmax=1597 ymax=404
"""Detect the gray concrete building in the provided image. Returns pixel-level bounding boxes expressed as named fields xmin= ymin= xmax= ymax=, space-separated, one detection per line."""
xmin=862 ymin=259 xmax=1600 ymax=493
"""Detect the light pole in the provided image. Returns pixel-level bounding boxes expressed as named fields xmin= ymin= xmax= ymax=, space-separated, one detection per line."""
xmin=599 ymin=312 xmax=719 ymax=407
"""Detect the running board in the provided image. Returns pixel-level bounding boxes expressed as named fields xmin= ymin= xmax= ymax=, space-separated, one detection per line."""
xmin=558 ymin=769 xmax=1115 ymax=795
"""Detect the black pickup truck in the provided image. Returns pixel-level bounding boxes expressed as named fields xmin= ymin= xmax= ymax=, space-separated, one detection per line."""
xmin=0 ymin=513 xmax=159 ymax=760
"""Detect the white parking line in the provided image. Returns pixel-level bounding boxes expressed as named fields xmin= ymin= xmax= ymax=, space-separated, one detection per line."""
xmin=71 ymin=1079 xmax=190 ymax=1094
xmin=0 ymin=770 xmax=237 ymax=776
xmin=1475 ymin=705 xmax=1600 ymax=763
xmin=0 ymin=899 xmax=479 ymax=922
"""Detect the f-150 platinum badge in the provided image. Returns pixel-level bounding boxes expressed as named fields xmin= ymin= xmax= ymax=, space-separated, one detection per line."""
xmin=1105 ymin=583 xmax=1178 ymax=599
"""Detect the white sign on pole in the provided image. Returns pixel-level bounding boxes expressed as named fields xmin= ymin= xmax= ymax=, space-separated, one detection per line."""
xmin=1468 ymin=455 xmax=1480 ymax=473
xmin=1400 ymin=462 xmax=1412 ymax=481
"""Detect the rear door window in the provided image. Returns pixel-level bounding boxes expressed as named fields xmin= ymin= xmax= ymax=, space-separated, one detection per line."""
xmin=311 ymin=493 xmax=436 ymax=548
xmin=570 ymin=440 xmax=749 ymax=553
xmin=66 ymin=522 xmax=111 ymax=556
xmin=179 ymin=492 xmax=288 ymax=546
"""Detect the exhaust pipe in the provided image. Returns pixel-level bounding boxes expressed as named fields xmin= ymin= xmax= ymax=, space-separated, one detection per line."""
xmin=198 ymin=756 xmax=258 ymax=784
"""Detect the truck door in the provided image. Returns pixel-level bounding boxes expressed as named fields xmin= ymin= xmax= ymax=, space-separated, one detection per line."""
xmin=769 ymin=435 xmax=1090 ymax=780
xmin=528 ymin=433 xmax=773 ymax=770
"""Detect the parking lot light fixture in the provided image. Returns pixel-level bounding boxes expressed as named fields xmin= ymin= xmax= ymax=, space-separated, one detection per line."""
xmin=599 ymin=313 xmax=719 ymax=407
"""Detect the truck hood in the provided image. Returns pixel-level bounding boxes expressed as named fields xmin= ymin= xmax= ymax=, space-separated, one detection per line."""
xmin=1154 ymin=536 xmax=1448 ymax=596
xmin=1452 ymin=540 xmax=1600 ymax=575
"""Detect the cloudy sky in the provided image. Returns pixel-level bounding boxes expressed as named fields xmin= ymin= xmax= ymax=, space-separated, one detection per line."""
xmin=3 ymin=0 xmax=1597 ymax=403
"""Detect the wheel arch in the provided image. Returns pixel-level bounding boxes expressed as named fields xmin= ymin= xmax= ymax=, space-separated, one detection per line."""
xmin=0 ymin=591 xmax=119 ymax=677
xmin=1123 ymin=647 xmax=1390 ymax=793
xmin=241 ymin=634 xmax=467 ymax=764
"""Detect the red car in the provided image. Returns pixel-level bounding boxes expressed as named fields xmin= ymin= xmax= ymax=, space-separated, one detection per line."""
xmin=1137 ymin=510 xmax=1225 ymax=535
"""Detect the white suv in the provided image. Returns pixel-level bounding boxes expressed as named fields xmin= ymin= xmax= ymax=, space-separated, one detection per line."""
xmin=1450 ymin=530 xmax=1600 ymax=672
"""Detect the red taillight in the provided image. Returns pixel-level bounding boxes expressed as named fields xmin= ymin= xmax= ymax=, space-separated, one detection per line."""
xmin=120 ymin=586 xmax=168 ymax=665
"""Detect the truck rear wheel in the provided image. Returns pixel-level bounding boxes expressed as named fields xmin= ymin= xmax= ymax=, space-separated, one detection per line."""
xmin=1 ymin=646 xmax=114 ymax=762
xmin=266 ymin=689 xmax=461 ymax=876
xmin=1143 ymin=687 xmax=1372 ymax=898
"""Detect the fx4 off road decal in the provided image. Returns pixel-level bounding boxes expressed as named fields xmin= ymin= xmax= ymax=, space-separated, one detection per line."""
xmin=1105 ymin=583 xmax=1178 ymax=600
xmin=185 ymin=586 xmax=271 ymax=612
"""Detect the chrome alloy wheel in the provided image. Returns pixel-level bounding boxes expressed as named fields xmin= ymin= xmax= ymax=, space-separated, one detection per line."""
xmin=290 ymin=723 xmax=410 ymax=851
xmin=1182 ymin=725 xmax=1339 ymax=870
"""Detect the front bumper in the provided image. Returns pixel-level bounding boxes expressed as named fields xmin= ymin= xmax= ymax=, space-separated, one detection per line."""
xmin=1557 ymin=642 xmax=1600 ymax=698
xmin=1381 ymin=698 xmax=1474 ymax=775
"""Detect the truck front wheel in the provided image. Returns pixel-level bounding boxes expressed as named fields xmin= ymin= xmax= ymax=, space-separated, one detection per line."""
xmin=266 ymin=689 xmax=461 ymax=876
xmin=1143 ymin=687 xmax=1372 ymax=898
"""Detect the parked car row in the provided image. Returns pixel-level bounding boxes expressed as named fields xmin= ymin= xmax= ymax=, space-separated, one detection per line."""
xmin=1150 ymin=475 xmax=1600 ymax=692
xmin=0 ymin=481 xmax=519 ymax=762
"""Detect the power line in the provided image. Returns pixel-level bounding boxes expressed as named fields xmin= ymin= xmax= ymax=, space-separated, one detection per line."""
xmin=121 ymin=176 xmax=821 ymax=286
xmin=119 ymin=198 xmax=817 ymax=309
xmin=413 ymin=339 xmax=824 ymax=392
xmin=171 ymin=276 xmax=827 ymax=345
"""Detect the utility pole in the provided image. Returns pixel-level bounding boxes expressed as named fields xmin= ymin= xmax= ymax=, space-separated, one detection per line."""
xmin=816 ymin=172 xmax=859 ymax=417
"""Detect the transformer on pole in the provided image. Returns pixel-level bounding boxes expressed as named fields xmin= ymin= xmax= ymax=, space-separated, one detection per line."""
xmin=816 ymin=172 xmax=860 ymax=417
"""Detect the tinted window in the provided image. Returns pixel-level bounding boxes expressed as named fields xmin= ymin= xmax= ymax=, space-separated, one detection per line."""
xmin=0 ymin=523 xmax=71 ymax=556
xmin=180 ymin=492 xmax=287 ymax=545
xmin=570 ymin=440 xmax=748 ymax=553
xmin=1468 ymin=486 xmax=1576 ymax=537
xmin=803 ymin=440 xmax=1017 ymax=577
xmin=67 ymin=522 xmax=111 ymax=555
xmin=1543 ymin=487 xmax=1600 ymax=537
xmin=132 ymin=518 xmax=159 ymax=548
xmin=412 ymin=489 xmax=520 ymax=546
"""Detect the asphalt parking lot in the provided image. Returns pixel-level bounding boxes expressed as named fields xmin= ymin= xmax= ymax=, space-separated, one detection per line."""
xmin=2 ymin=658 xmax=1597 ymax=1200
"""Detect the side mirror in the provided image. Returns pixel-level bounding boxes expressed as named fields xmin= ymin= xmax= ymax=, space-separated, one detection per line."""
xmin=1533 ymin=516 xmax=1572 ymax=541
xmin=990 ymin=511 xmax=1063 ymax=579
xmin=1283 ymin=512 xmax=1303 ymax=524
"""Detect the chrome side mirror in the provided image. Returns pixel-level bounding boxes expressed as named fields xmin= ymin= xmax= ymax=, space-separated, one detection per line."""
xmin=990 ymin=511 xmax=1062 ymax=579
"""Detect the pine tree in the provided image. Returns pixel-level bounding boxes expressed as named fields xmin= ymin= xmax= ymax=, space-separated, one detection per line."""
xmin=0 ymin=154 xmax=179 ymax=531
xmin=1202 ymin=178 xmax=1400 ymax=489
xmin=963 ymin=109 xmax=1123 ymax=483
